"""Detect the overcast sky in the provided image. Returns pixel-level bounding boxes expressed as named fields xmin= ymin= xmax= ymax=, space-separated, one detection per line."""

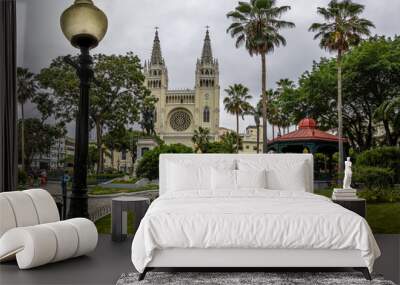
xmin=17 ymin=0 xmax=400 ymax=137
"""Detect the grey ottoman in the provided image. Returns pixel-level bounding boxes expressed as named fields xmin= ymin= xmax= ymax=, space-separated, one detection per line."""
xmin=111 ymin=196 xmax=150 ymax=242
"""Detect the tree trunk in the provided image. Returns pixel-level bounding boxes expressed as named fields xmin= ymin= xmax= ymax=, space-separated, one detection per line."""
xmin=111 ymin=147 xmax=114 ymax=169
xmin=236 ymin=113 xmax=239 ymax=153
xmin=21 ymin=103 xmax=25 ymax=171
xmin=272 ymin=124 xmax=275 ymax=140
xmin=367 ymin=116 xmax=373 ymax=149
xmin=382 ymin=119 xmax=394 ymax=145
xmin=256 ymin=123 xmax=260 ymax=154
xmin=261 ymin=53 xmax=268 ymax=153
xmin=96 ymin=122 xmax=103 ymax=174
xmin=57 ymin=139 xmax=61 ymax=168
xmin=337 ymin=51 xmax=344 ymax=175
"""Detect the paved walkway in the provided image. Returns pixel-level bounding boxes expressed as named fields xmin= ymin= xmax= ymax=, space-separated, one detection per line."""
xmin=35 ymin=181 xmax=62 ymax=196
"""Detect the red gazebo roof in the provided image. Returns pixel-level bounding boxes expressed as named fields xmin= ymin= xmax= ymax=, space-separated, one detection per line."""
xmin=268 ymin=118 xmax=346 ymax=143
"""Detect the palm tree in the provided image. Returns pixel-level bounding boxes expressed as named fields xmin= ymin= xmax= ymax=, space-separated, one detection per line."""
xmin=276 ymin=78 xmax=294 ymax=93
xmin=265 ymin=89 xmax=279 ymax=140
xmin=17 ymin=67 xmax=37 ymax=171
xmin=192 ymin=127 xmax=210 ymax=153
xmin=224 ymin=84 xmax=253 ymax=153
xmin=221 ymin=132 xmax=243 ymax=153
xmin=227 ymin=0 xmax=295 ymax=153
xmin=309 ymin=0 xmax=374 ymax=173
xmin=245 ymin=101 xmax=262 ymax=153
xmin=274 ymin=78 xmax=294 ymax=136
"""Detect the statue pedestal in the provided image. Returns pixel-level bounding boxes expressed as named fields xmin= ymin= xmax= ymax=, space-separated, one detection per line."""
xmin=332 ymin=188 xmax=357 ymax=200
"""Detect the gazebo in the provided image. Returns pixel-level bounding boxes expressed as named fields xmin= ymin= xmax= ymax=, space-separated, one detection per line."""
xmin=267 ymin=118 xmax=348 ymax=181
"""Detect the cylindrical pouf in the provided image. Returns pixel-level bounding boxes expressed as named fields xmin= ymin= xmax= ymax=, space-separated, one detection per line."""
xmin=23 ymin=189 xmax=60 ymax=223
xmin=65 ymin=218 xmax=98 ymax=257
xmin=0 ymin=226 xmax=57 ymax=269
xmin=42 ymin=221 xmax=79 ymax=262
xmin=0 ymin=196 xmax=17 ymax=237
xmin=0 ymin=192 xmax=39 ymax=227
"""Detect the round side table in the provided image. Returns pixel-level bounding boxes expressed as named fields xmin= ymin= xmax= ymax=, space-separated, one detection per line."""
xmin=111 ymin=196 xmax=150 ymax=242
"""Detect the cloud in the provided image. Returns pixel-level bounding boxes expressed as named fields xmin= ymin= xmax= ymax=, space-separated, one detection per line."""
xmin=17 ymin=0 xmax=400 ymax=137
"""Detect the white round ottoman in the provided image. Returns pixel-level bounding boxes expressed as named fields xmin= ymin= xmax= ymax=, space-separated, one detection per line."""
xmin=0 ymin=189 xmax=98 ymax=269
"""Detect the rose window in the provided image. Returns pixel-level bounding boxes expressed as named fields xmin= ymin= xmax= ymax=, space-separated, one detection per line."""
xmin=170 ymin=110 xmax=191 ymax=131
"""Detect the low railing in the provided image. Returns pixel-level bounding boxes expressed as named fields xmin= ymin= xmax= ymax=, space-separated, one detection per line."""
xmin=89 ymin=205 xmax=111 ymax=222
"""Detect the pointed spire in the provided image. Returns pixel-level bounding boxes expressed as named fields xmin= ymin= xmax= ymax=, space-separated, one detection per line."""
xmin=151 ymin=27 xmax=163 ymax=65
xmin=201 ymin=27 xmax=213 ymax=64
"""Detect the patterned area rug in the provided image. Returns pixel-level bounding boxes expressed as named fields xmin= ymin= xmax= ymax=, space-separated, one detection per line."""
xmin=116 ymin=272 xmax=395 ymax=285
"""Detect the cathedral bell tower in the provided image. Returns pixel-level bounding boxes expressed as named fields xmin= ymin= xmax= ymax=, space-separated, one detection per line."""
xmin=195 ymin=28 xmax=220 ymax=138
xmin=143 ymin=28 xmax=168 ymax=134
xmin=144 ymin=28 xmax=220 ymax=146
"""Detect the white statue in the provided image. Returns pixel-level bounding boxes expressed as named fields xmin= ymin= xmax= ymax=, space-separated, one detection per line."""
xmin=343 ymin=157 xmax=352 ymax=189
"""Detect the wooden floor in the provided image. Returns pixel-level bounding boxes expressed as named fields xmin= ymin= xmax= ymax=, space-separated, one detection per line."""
xmin=0 ymin=234 xmax=398 ymax=285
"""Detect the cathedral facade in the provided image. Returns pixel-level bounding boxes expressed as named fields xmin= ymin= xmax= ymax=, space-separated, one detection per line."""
xmin=143 ymin=29 xmax=220 ymax=146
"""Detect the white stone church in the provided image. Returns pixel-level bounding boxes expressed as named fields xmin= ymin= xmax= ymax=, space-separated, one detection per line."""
xmin=143 ymin=29 xmax=220 ymax=146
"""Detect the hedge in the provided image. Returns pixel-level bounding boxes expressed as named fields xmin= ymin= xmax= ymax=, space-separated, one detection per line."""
xmin=354 ymin=165 xmax=395 ymax=189
xmin=136 ymin=144 xmax=193 ymax=180
xmin=356 ymin=147 xmax=400 ymax=183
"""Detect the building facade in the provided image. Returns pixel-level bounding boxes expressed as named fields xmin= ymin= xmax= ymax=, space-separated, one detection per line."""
xmin=31 ymin=136 xmax=75 ymax=170
xmin=103 ymin=149 xmax=134 ymax=174
xmin=240 ymin=125 xmax=263 ymax=154
xmin=143 ymin=29 xmax=220 ymax=146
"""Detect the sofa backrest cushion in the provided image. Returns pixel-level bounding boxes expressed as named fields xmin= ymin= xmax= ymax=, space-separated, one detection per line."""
xmin=0 ymin=189 xmax=60 ymax=238
xmin=159 ymin=154 xmax=313 ymax=195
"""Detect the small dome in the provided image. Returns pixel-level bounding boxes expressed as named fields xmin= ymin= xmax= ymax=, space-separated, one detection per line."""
xmin=298 ymin=118 xmax=317 ymax=129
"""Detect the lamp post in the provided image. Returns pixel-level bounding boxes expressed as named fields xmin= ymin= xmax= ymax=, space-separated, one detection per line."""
xmin=60 ymin=0 xmax=107 ymax=218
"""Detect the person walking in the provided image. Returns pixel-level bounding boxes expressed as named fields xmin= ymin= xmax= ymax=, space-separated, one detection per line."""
xmin=41 ymin=169 xmax=48 ymax=186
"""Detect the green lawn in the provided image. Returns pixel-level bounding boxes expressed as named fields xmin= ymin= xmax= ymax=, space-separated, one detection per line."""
xmin=88 ymin=183 xmax=158 ymax=195
xmin=366 ymin=203 xmax=400 ymax=234
xmin=111 ymin=177 xmax=139 ymax=184
xmin=95 ymin=212 xmax=135 ymax=234
xmin=315 ymin=188 xmax=400 ymax=234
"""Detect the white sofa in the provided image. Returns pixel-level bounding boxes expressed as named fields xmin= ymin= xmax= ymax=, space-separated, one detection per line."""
xmin=0 ymin=189 xmax=98 ymax=269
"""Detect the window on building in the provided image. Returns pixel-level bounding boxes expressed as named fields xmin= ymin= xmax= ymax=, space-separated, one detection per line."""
xmin=203 ymin=106 xmax=210 ymax=122
xmin=121 ymin=149 xmax=127 ymax=160
xmin=154 ymin=109 xmax=157 ymax=122
xmin=141 ymin=147 xmax=149 ymax=157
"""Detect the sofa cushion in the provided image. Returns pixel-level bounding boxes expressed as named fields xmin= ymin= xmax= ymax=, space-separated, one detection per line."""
xmin=0 ymin=196 xmax=17 ymax=237
xmin=0 ymin=218 xmax=98 ymax=269
xmin=24 ymin=189 xmax=60 ymax=224
xmin=0 ymin=192 xmax=39 ymax=227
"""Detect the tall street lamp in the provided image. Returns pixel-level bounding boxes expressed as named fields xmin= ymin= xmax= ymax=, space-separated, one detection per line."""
xmin=60 ymin=0 xmax=107 ymax=218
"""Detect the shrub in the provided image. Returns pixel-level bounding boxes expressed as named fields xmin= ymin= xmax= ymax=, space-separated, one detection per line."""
xmin=354 ymin=165 xmax=395 ymax=189
xmin=86 ymin=173 xmax=125 ymax=185
xmin=356 ymin=147 xmax=400 ymax=183
xmin=205 ymin=141 xmax=231 ymax=153
xmin=18 ymin=169 xmax=28 ymax=185
xmin=136 ymin=144 xmax=193 ymax=180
